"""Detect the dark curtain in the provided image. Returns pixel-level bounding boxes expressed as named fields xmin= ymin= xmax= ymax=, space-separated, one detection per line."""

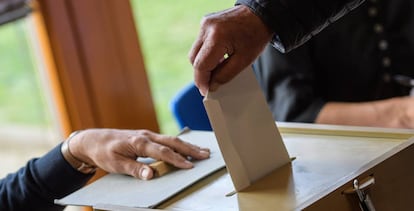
xmin=0 ymin=0 xmax=31 ymax=25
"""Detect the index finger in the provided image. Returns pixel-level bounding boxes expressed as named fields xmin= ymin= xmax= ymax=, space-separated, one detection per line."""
xmin=188 ymin=36 xmax=203 ymax=65
xmin=134 ymin=139 xmax=194 ymax=169
xmin=145 ymin=132 xmax=211 ymax=160
xmin=193 ymin=39 xmax=228 ymax=96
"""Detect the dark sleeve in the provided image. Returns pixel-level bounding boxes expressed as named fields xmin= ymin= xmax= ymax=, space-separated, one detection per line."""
xmin=236 ymin=0 xmax=365 ymax=53
xmin=253 ymin=44 xmax=325 ymax=123
xmin=0 ymin=143 xmax=94 ymax=211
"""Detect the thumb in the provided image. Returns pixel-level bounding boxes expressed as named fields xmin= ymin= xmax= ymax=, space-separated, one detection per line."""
xmin=136 ymin=164 xmax=154 ymax=180
xmin=121 ymin=159 xmax=155 ymax=180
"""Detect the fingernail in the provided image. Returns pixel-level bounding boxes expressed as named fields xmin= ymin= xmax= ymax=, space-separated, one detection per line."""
xmin=199 ymin=150 xmax=210 ymax=158
xmin=184 ymin=160 xmax=193 ymax=168
xmin=140 ymin=166 xmax=151 ymax=180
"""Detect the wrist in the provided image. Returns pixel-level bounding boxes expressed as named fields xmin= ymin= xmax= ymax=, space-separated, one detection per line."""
xmin=61 ymin=130 xmax=97 ymax=174
xmin=372 ymin=98 xmax=405 ymax=128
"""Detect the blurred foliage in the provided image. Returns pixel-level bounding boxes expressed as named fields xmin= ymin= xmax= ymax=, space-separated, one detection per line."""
xmin=0 ymin=20 xmax=49 ymax=126
xmin=132 ymin=0 xmax=234 ymax=134
xmin=0 ymin=1 xmax=235 ymax=133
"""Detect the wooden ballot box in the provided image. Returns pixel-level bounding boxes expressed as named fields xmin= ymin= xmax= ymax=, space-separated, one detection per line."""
xmin=154 ymin=123 xmax=414 ymax=211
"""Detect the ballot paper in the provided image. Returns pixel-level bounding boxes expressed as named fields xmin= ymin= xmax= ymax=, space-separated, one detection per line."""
xmin=203 ymin=66 xmax=290 ymax=191
xmin=55 ymin=131 xmax=226 ymax=208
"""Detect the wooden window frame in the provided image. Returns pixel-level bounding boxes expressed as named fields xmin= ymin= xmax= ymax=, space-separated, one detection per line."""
xmin=32 ymin=0 xmax=159 ymax=135
xmin=31 ymin=2 xmax=159 ymax=208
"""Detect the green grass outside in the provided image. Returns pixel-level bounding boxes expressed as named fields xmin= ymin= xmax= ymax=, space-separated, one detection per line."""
xmin=0 ymin=1 xmax=234 ymax=134
xmin=0 ymin=20 xmax=50 ymax=127
xmin=132 ymin=1 xmax=234 ymax=134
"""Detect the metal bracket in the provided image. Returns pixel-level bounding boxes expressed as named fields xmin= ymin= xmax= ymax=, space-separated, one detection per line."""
xmin=343 ymin=176 xmax=376 ymax=211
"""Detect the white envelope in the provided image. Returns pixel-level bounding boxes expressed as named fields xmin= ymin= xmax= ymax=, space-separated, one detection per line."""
xmin=203 ymin=66 xmax=290 ymax=191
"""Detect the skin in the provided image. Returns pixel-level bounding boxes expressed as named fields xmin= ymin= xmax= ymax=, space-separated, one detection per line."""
xmin=189 ymin=5 xmax=273 ymax=96
xmin=68 ymin=129 xmax=210 ymax=180
xmin=316 ymin=96 xmax=414 ymax=129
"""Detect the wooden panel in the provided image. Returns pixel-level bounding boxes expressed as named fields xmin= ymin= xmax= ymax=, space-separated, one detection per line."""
xmin=306 ymin=139 xmax=414 ymax=211
xmin=30 ymin=1 xmax=72 ymax=133
xmin=34 ymin=0 xmax=96 ymax=131
xmin=33 ymin=1 xmax=159 ymax=210
xmin=34 ymin=0 xmax=159 ymax=132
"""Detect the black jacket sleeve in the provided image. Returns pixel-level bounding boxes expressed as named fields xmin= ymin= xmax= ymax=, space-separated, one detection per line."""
xmin=236 ymin=0 xmax=365 ymax=52
xmin=0 ymin=143 xmax=94 ymax=211
xmin=253 ymin=44 xmax=325 ymax=123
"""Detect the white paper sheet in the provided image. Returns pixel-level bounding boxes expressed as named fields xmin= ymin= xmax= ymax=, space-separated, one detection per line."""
xmin=55 ymin=131 xmax=225 ymax=208
xmin=203 ymin=66 xmax=290 ymax=191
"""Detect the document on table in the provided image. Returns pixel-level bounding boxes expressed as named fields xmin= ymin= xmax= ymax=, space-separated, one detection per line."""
xmin=54 ymin=131 xmax=226 ymax=208
xmin=203 ymin=66 xmax=290 ymax=191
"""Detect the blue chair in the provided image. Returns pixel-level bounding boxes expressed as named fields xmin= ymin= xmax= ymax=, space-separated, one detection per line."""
xmin=170 ymin=82 xmax=212 ymax=131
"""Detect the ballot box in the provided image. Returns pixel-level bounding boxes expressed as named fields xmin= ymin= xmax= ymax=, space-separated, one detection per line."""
xmin=61 ymin=123 xmax=414 ymax=211
xmin=155 ymin=123 xmax=414 ymax=211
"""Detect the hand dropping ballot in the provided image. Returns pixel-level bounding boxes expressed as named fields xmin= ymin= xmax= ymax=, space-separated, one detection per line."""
xmin=203 ymin=66 xmax=291 ymax=191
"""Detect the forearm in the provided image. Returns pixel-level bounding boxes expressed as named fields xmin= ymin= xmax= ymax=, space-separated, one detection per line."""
xmin=316 ymin=98 xmax=407 ymax=128
xmin=0 ymin=144 xmax=93 ymax=211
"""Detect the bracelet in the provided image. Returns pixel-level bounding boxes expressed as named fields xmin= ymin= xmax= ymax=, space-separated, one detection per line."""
xmin=61 ymin=130 xmax=97 ymax=174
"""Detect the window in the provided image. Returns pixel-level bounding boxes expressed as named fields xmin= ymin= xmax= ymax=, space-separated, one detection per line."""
xmin=0 ymin=17 xmax=58 ymax=177
xmin=131 ymin=0 xmax=234 ymax=134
